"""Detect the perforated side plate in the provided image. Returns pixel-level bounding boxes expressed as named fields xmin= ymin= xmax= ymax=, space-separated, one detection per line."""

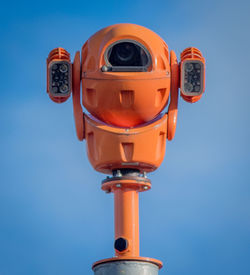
xmin=181 ymin=60 xmax=204 ymax=96
xmin=49 ymin=61 xmax=71 ymax=97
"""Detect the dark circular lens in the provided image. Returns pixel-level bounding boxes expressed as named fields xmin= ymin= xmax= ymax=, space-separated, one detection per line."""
xmin=59 ymin=84 xmax=69 ymax=93
xmin=52 ymin=64 xmax=58 ymax=70
xmin=116 ymin=43 xmax=135 ymax=63
xmin=59 ymin=63 xmax=68 ymax=73
xmin=184 ymin=83 xmax=193 ymax=93
xmin=185 ymin=63 xmax=193 ymax=72
xmin=109 ymin=42 xmax=142 ymax=66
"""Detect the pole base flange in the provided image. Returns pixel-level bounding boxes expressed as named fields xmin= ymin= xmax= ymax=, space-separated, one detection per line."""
xmin=93 ymin=259 xmax=161 ymax=275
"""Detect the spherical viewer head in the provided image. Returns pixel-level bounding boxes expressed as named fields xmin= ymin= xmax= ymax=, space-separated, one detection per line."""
xmin=45 ymin=24 xmax=206 ymax=175
xmin=81 ymin=23 xmax=171 ymax=127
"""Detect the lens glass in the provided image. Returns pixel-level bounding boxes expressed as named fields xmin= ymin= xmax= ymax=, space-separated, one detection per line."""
xmin=59 ymin=84 xmax=69 ymax=93
xmin=59 ymin=64 xmax=68 ymax=73
xmin=184 ymin=83 xmax=193 ymax=93
xmin=108 ymin=41 xmax=149 ymax=67
xmin=185 ymin=63 xmax=193 ymax=72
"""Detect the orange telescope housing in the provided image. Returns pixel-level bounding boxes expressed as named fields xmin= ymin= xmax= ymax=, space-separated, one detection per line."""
xmin=81 ymin=24 xmax=171 ymax=128
xmin=46 ymin=23 xmax=206 ymax=275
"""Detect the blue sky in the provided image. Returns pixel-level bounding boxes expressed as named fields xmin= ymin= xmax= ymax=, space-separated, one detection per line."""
xmin=1 ymin=0 xmax=250 ymax=274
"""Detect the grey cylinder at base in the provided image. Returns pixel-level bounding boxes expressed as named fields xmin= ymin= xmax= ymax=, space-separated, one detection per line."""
xmin=93 ymin=260 xmax=159 ymax=275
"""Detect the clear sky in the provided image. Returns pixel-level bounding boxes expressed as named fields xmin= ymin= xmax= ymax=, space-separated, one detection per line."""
xmin=1 ymin=0 xmax=250 ymax=274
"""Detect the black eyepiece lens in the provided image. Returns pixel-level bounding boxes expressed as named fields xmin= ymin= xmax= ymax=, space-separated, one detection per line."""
xmin=108 ymin=41 xmax=148 ymax=67
xmin=116 ymin=43 xmax=136 ymax=63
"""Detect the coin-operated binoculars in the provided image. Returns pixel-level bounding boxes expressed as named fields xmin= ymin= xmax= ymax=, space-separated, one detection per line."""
xmin=46 ymin=23 xmax=205 ymax=275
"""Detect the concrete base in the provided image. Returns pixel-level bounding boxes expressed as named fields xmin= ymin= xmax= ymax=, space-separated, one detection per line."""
xmin=93 ymin=260 xmax=159 ymax=275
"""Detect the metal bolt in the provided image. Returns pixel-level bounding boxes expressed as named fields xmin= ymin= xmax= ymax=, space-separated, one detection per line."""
xmin=116 ymin=170 xmax=122 ymax=177
xmin=101 ymin=65 xmax=108 ymax=72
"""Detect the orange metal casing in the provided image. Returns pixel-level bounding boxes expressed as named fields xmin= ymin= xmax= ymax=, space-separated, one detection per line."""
xmin=81 ymin=24 xmax=171 ymax=127
xmin=72 ymin=51 xmax=85 ymax=140
xmin=46 ymin=47 xmax=72 ymax=103
xmin=180 ymin=47 xmax=205 ymax=103
xmin=84 ymin=113 xmax=168 ymax=174
xmin=167 ymin=50 xmax=179 ymax=141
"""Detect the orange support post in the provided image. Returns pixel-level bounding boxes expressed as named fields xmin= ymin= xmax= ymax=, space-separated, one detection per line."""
xmin=114 ymin=186 xmax=139 ymax=256
xmin=93 ymin=175 xmax=163 ymax=270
